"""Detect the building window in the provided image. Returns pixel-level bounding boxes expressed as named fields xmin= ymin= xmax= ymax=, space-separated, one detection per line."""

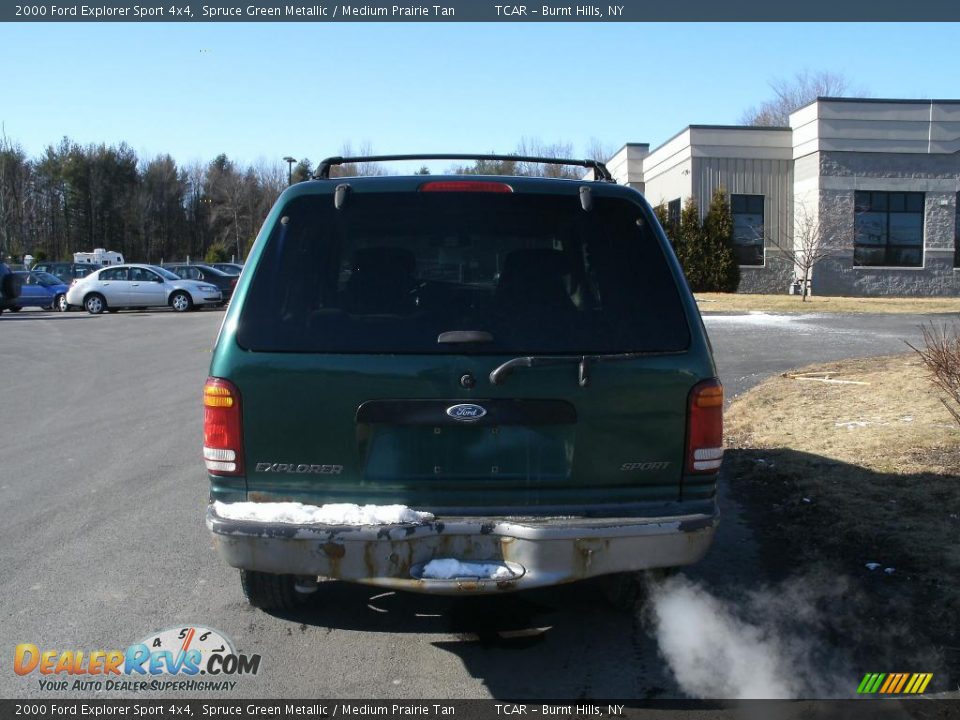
xmin=854 ymin=191 xmax=924 ymax=267
xmin=731 ymin=194 xmax=764 ymax=266
xmin=667 ymin=198 xmax=681 ymax=230
xmin=955 ymin=193 xmax=960 ymax=268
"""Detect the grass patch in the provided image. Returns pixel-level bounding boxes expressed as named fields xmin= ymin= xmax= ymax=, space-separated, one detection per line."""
xmin=725 ymin=354 xmax=960 ymax=685
xmin=697 ymin=292 xmax=960 ymax=314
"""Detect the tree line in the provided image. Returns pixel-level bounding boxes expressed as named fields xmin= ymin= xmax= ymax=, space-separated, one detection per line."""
xmin=0 ymin=136 xmax=613 ymax=266
xmin=0 ymin=134 xmax=287 ymax=265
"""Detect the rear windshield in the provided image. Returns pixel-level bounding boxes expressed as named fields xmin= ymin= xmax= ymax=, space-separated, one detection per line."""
xmin=237 ymin=191 xmax=690 ymax=354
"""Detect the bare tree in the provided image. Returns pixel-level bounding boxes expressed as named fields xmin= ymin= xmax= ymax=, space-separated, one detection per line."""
xmin=514 ymin=137 xmax=578 ymax=178
xmin=761 ymin=199 xmax=853 ymax=301
xmin=253 ymin=158 xmax=286 ymax=200
xmin=741 ymin=71 xmax=866 ymax=127
xmin=584 ymin=137 xmax=614 ymax=163
xmin=0 ymin=129 xmax=34 ymax=259
xmin=330 ymin=141 xmax=386 ymax=177
xmin=907 ymin=324 xmax=960 ymax=427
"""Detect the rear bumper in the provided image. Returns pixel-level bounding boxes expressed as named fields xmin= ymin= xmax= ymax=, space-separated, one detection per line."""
xmin=206 ymin=503 xmax=719 ymax=594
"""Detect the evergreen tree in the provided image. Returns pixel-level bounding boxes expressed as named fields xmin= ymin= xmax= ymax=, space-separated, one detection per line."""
xmin=702 ymin=188 xmax=741 ymax=292
xmin=205 ymin=242 xmax=230 ymax=264
xmin=291 ymin=159 xmax=313 ymax=184
xmin=653 ymin=202 xmax=670 ymax=233
xmin=676 ymin=197 xmax=704 ymax=290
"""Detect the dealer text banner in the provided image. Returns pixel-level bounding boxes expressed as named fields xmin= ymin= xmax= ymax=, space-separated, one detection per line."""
xmin=4 ymin=0 xmax=958 ymax=22
xmin=0 ymin=699 xmax=947 ymax=719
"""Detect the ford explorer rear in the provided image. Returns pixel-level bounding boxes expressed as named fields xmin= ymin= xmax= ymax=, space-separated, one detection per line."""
xmin=204 ymin=154 xmax=721 ymax=609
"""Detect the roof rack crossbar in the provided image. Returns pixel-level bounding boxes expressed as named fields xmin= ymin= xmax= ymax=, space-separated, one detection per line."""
xmin=313 ymin=154 xmax=614 ymax=182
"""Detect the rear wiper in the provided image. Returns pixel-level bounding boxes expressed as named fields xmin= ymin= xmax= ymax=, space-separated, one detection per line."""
xmin=489 ymin=353 xmax=652 ymax=387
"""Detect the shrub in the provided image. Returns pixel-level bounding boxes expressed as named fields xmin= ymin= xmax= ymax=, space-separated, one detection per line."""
xmin=205 ymin=243 xmax=230 ymax=264
xmin=908 ymin=323 xmax=960 ymax=427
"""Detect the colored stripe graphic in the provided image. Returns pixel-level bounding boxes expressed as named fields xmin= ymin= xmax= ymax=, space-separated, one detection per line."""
xmin=858 ymin=672 xmax=932 ymax=694
xmin=879 ymin=674 xmax=896 ymax=694
xmin=893 ymin=674 xmax=909 ymax=693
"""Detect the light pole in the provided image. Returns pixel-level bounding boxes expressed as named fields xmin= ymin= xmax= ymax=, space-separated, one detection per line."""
xmin=283 ymin=156 xmax=297 ymax=185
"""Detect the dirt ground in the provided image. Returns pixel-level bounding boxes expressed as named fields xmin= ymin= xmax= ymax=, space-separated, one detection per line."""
xmin=725 ymin=353 xmax=960 ymax=691
xmin=697 ymin=293 xmax=960 ymax=314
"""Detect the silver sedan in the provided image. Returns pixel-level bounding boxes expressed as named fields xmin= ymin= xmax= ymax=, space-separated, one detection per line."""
xmin=65 ymin=264 xmax=223 ymax=314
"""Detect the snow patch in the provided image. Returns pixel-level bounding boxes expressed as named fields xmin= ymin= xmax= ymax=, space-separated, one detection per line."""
xmin=213 ymin=501 xmax=434 ymax=525
xmin=835 ymin=421 xmax=871 ymax=430
xmin=703 ymin=313 xmax=803 ymax=327
xmin=421 ymin=559 xmax=515 ymax=580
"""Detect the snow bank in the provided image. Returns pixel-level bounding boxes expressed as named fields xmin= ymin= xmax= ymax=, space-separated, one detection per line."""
xmin=214 ymin=501 xmax=434 ymax=525
xmin=421 ymin=559 xmax=515 ymax=580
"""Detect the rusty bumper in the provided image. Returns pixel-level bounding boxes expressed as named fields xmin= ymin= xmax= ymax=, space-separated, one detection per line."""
xmin=206 ymin=503 xmax=718 ymax=594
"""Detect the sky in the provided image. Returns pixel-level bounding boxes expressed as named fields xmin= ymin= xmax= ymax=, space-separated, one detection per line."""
xmin=1 ymin=22 xmax=959 ymax=172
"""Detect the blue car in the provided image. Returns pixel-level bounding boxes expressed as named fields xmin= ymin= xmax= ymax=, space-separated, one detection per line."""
xmin=11 ymin=271 xmax=70 ymax=312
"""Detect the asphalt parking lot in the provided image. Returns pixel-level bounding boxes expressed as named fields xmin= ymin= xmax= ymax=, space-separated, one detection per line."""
xmin=0 ymin=307 xmax=936 ymax=700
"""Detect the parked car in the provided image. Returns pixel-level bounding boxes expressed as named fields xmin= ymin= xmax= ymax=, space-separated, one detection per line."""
xmin=65 ymin=263 xmax=222 ymax=314
xmin=204 ymin=154 xmax=722 ymax=610
xmin=162 ymin=263 xmax=236 ymax=303
xmin=31 ymin=262 xmax=98 ymax=284
xmin=210 ymin=263 xmax=244 ymax=276
xmin=0 ymin=262 xmax=23 ymax=314
xmin=9 ymin=271 xmax=70 ymax=312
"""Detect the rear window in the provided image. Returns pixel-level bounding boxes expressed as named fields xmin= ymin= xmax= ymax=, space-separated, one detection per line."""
xmin=237 ymin=191 xmax=690 ymax=355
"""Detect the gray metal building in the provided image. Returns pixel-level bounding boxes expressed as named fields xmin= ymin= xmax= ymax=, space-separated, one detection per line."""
xmin=608 ymin=97 xmax=960 ymax=296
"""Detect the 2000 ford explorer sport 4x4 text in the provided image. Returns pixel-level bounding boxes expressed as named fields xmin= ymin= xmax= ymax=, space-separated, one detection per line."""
xmin=203 ymin=153 xmax=723 ymax=610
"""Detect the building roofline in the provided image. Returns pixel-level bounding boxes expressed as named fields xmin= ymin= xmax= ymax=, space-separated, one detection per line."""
xmin=687 ymin=124 xmax=791 ymax=131
xmin=610 ymin=142 xmax=651 ymax=157
xmin=817 ymin=96 xmax=960 ymax=105
xmin=646 ymin=124 xmax=791 ymax=158
xmin=791 ymin=96 xmax=960 ymax=117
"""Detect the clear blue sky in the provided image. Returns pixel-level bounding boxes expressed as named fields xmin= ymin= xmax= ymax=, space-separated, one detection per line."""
xmin=1 ymin=22 xmax=958 ymax=171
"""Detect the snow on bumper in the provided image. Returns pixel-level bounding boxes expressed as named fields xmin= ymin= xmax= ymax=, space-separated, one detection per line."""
xmin=206 ymin=502 xmax=719 ymax=594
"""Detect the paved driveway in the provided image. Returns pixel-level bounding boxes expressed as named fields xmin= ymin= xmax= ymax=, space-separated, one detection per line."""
xmin=0 ymin=309 xmax=937 ymax=700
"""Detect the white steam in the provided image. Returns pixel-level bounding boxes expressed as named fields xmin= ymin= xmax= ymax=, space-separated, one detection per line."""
xmin=645 ymin=574 xmax=850 ymax=699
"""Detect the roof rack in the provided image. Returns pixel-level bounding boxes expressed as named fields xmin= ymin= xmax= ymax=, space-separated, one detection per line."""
xmin=313 ymin=153 xmax=615 ymax=182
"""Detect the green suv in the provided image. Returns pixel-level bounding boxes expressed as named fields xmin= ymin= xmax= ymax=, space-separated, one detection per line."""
xmin=204 ymin=154 xmax=722 ymax=609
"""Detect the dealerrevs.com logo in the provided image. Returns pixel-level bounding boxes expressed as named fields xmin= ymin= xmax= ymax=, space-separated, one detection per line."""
xmin=14 ymin=626 xmax=261 ymax=692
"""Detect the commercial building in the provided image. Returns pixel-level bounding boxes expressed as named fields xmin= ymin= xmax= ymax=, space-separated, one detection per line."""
xmin=608 ymin=98 xmax=960 ymax=296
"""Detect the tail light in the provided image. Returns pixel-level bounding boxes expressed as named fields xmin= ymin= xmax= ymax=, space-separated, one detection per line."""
xmin=419 ymin=181 xmax=513 ymax=193
xmin=230 ymin=278 xmax=237 ymax=287
xmin=203 ymin=378 xmax=244 ymax=476
xmin=685 ymin=379 xmax=723 ymax=474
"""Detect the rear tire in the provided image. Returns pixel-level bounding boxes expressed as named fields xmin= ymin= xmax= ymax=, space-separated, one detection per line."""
xmin=240 ymin=570 xmax=308 ymax=611
xmin=9 ymin=306 xmax=21 ymax=313
xmin=84 ymin=294 xmax=106 ymax=315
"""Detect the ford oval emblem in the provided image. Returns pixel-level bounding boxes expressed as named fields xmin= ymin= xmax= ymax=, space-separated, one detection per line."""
xmin=446 ymin=403 xmax=487 ymax=422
